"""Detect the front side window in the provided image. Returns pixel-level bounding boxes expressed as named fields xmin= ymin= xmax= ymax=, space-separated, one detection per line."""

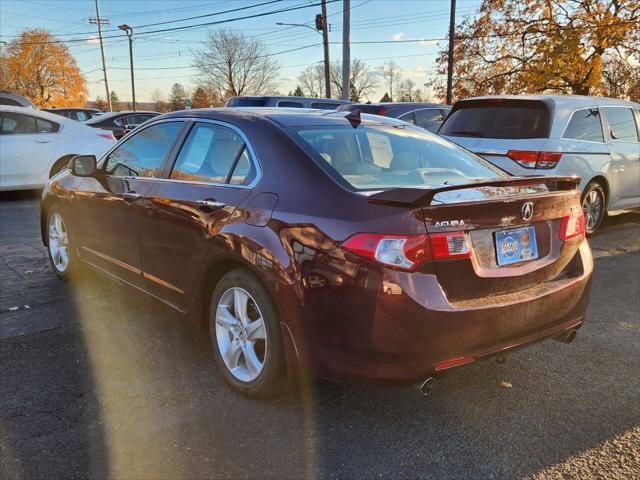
xmin=602 ymin=107 xmax=639 ymax=142
xmin=75 ymin=111 xmax=89 ymax=122
xmin=414 ymin=109 xmax=444 ymax=133
xmin=170 ymin=122 xmax=253 ymax=185
xmin=0 ymin=112 xmax=58 ymax=134
xmin=290 ymin=125 xmax=506 ymax=190
xmin=105 ymin=122 xmax=182 ymax=178
xmin=563 ymin=108 xmax=604 ymax=142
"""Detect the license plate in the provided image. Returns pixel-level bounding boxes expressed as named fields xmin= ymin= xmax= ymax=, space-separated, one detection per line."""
xmin=495 ymin=226 xmax=538 ymax=266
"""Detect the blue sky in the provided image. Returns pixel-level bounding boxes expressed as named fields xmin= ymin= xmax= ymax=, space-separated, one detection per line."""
xmin=0 ymin=0 xmax=482 ymax=102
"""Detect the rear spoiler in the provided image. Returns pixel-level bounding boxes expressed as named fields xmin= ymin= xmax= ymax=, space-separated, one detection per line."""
xmin=367 ymin=176 xmax=580 ymax=208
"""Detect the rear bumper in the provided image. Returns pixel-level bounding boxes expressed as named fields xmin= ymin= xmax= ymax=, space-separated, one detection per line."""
xmin=300 ymin=241 xmax=593 ymax=383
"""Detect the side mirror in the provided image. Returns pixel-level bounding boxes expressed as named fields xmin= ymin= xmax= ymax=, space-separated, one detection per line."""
xmin=70 ymin=155 xmax=97 ymax=177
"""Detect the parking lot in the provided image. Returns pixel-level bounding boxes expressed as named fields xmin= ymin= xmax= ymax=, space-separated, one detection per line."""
xmin=1 ymin=191 xmax=639 ymax=479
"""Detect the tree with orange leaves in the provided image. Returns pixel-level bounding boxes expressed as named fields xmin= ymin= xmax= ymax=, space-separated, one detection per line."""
xmin=0 ymin=29 xmax=87 ymax=107
xmin=430 ymin=0 xmax=639 ymax=101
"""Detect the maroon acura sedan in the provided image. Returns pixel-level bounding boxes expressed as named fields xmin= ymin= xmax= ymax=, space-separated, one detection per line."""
xmin=41 ymin=108 xmax=592 ymax=397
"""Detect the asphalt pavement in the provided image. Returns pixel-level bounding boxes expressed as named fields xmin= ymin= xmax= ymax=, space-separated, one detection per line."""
xmin=1 ymin=191 xmax=639 ymax=480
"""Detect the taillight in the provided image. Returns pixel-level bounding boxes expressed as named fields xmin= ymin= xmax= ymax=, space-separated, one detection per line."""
xmin=98 ymin=132 xmax=116 ymax=141
xmin=560 ymin=211 xmax=585 ymax=240
xmin=429 ymin=232 xmax=471 ymax=259
xmin=507 ymin=150 xmax=562 ymax=169
xmin=378 ymin=106 xmax=387 ymax=116
xmin=341 ymin=231 xmax=470 ymax=271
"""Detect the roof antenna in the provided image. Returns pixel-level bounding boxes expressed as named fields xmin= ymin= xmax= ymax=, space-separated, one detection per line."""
xmin=345 ymin=108 xmax=362 ymax=128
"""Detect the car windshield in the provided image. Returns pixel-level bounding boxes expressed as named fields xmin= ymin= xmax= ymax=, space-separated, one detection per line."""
xmin=440 ymin=100 xmax=550 ymax=139
xmin=226 ymin=98 xmax=267 ymax=107
xmin=288 ymin=124 xmax=507 ymax=190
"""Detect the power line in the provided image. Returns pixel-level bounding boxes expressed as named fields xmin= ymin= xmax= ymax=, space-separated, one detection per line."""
xmin=0 ymin=0 xmax=340 ymax=43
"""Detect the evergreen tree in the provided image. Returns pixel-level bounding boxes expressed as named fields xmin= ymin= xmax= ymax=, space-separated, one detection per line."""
xmin=169 ymin=83 xmax=188 ymax=111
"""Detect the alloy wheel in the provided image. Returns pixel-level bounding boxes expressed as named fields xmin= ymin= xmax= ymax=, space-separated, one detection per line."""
xmin=49 ymin=213 xmax=70 ymax=273
xmin=582 ymin=188 xmax=603 ymax=233
xmin=215 ymin=287 xmax=267 ymax=383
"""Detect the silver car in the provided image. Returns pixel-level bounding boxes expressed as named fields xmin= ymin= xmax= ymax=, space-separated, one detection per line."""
xmin=440 ymin=95 xmax=640 ymax=233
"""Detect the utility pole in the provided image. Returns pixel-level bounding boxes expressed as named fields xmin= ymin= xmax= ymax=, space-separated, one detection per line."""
xmin=320 ymin=0 xmax=331 ymax=98
xmin=446 ymin=0 xmax=456 ymax=105
xmin=341 ymin=0 xmax=350 ymax=101
xmin=89 ymin=0 xmax=112 ymax=111
xmin=119 ymin=24 xmax=136 ymax=111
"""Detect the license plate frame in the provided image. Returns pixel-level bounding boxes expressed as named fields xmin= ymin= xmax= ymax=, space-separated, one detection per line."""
xmin=494 ymin=226 xmax=539 ymax=266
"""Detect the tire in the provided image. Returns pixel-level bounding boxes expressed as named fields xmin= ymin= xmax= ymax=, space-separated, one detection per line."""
xmin=209 ymin=268 xmax=287 ymax=397
xmin=46 ymin=205 xmax=76 ymax=279
xmin=581 ymin=182 xmax=607 ymax=235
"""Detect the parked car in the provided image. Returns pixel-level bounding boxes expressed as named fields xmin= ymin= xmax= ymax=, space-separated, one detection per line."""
xmin=226 ymin=96 xmax=351 ymax=110
xmin=41 ymin=108 xmax=592 ymax=398
xmin=439 ymin=95 xmax=640 ymax=233
xmin=0 ymin=106 xmax=115 ymax=191
xmin=338 ymin=102 xmax=451 ymax=133
xmin=0 ymin=90 xmax=35 ymax=108
xmin=84 ymin=110 xmax=160 ymax=139
xmin=43 ymin=107 xmax=102 ymax=122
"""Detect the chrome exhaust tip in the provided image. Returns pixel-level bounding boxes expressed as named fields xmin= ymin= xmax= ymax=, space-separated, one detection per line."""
xmin=419 ymin=377 xmax=435 ymax=396
xmin=553 ymin=330 xmax=577 ymax=344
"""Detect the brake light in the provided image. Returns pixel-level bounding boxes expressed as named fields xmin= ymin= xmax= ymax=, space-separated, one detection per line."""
xmin=98 ymin=132 xmax=116 ymax=141
xmin=560 ymin=212 xmax=585 ymax=240
xmin=341 ymin=231 xmax=470 ymax=271
xmin=378 ymin=106 xmax=386 ymax=116
xmin=507 ymin=150 xmax=562 ymax=169
xmin=429 ymin=232 xmax=471 ymax=259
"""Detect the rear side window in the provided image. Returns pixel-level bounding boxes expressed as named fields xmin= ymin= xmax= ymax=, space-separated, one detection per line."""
xmin=278 ymin=101 xmax=304 ymax=108
xmin=414 ymin=109 xmax=444 ymax=133
xmin=0 ymin=112 xmax=58 ymax=134
xmin=226 ymin=98 xmax=266 ymax=107
xmin=398 ymin=112 xmax=415 ymax=124
xmin=310 ymin=102 xmax=342 ymax=110
xmin=171 ymin=122 xmax=254 ymax=185
xmin=440 ymin=100 xmax=550 ymax=139
xmin=602 ymin=107 xmax=639 ymax=142
xmin=105 ymin=122 xmax=182 ymax=178
xmin=0 ymin=98 xmax=22 ymax=106
xmin=563 ymin=108 xmax=603 ymax=142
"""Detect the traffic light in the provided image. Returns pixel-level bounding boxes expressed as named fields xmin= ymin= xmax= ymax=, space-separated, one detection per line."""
xmin=315 ymin=14 xmax=324 ymax=31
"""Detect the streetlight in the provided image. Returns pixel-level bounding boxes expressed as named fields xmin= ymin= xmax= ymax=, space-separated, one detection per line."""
xmin=276 ymin=16 xmax=331 ymax=99
xmin=118 ymin=24 xmax=136 ymax=111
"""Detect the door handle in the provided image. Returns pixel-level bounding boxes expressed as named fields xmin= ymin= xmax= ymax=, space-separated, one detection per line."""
xmin=197 ymin=199 xmax=226 ymax=213
xmin=35 ymin=140 xmax=52 ymax=144
xmin=122 ymin=191 xmax=142 ymax=203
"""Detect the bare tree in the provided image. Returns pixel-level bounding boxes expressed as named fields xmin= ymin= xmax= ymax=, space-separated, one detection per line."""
xmin=193 ymin=29 xmax=280 ymax=101
xmin=329 ymin=59 xmax=377 ymax=101
xmin=398 ymin=79 xmax=426 ymax=102
xmin=379 ymin=60 xmax=400 ymax=101
xmin=150 ymin=89 xmax=170 ymax=112
xmin=298 ymin=64 xmax=325 ymax=97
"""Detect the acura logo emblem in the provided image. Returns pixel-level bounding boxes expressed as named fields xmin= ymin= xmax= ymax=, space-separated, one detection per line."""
xmin=521 ymin=202 xmax=534 ymax=221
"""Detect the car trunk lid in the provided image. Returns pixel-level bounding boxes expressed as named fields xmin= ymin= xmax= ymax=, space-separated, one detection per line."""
xmin=368 ymin=176 xmax=584 ymax=302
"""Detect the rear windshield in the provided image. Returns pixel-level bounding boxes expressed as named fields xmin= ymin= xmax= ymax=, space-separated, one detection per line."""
xmin=226 ymin=98 xmax=267 ymax=107
xmin=440 ymin=100 xmax=550 ymax=139
xmin=85 ymin=111 xmax=121 ymax=124
xmin=288 ymin=125 xmax=506 ymax=190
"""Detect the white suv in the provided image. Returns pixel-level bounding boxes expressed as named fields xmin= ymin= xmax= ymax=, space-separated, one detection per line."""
xmin=440 ymin=95 xmax=640 ymax=233
xmin=0 ymin=106 xmax=116 ymax=191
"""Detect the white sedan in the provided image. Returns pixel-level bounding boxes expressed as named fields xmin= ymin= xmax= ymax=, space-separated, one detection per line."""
xmin=0 ymin=106 xmax=116 ymax=191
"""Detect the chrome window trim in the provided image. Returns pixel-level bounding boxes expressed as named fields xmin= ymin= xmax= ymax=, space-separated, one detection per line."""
xmin=397 ymin=107 xmax=443 ymax=120
xmin=164 ymin=117 xmax=263 ymax=190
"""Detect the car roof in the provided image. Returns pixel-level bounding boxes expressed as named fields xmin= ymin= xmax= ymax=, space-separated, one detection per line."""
xmin=458 ymin=94 xmax=639 ymax=110
xmin=228 ymin=95 xmax=351 ymax=103
xmin=0 ymin=91 xmax=36 ymax=108
xmin=160 ymin=107 xmax=408 ymax=127
xmin=352 ymin=102 xmax=450 ymax=108
xmin=44 ymin=107 xmax=101 ymax=111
